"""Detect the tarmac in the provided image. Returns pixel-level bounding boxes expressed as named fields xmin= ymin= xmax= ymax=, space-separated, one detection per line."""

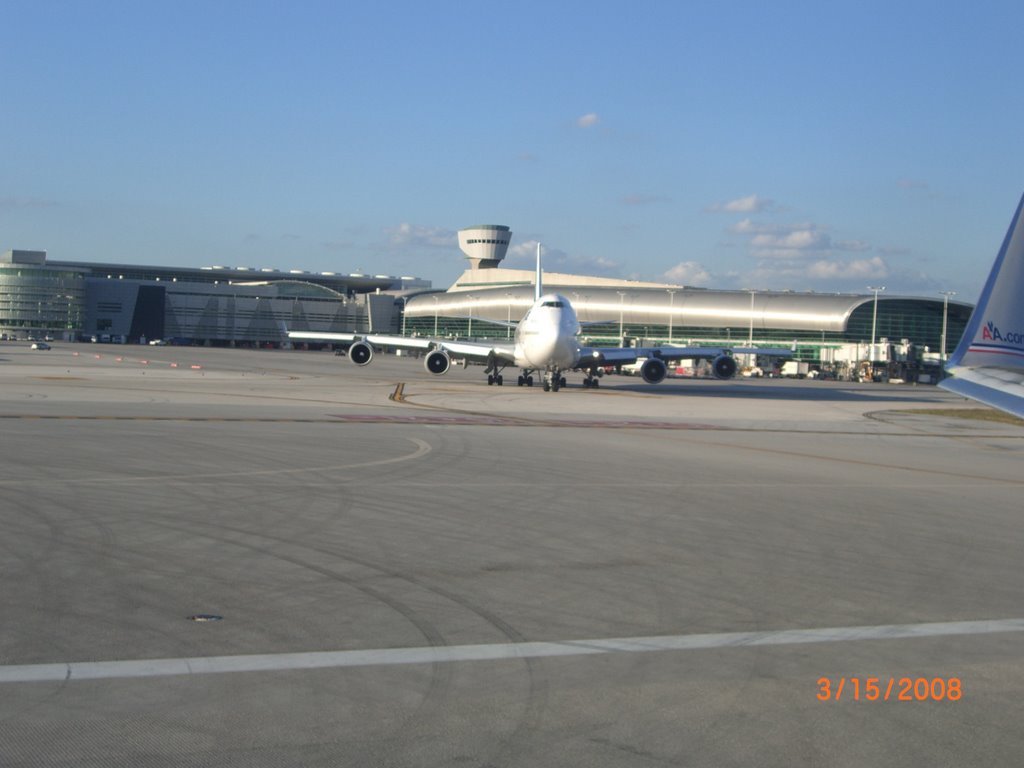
xmin=1 ymin=341 xmax=1023 ymax=767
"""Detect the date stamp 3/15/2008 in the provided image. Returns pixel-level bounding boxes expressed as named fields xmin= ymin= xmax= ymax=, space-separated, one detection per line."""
xmin=817 ymin=677 xmax=962 ymax=702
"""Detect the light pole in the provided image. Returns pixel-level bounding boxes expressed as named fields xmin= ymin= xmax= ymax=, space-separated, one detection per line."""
xmin=939 ymin=290 xmax=957 ymax=360
xmin=868 ymin=285 xmax=886 ymax=360
xmin=467 ymin=296 xmax=474 ymax=338
xmin=432 ymin=295 xmax=439 ymax=336
xmin=506 ymin=293 xmax=512 ymax=339
xmin=745 ymin=289 xmax=755 ymax=346
xmin=667 ymin=289 xmax=677 ymax=344
xmin=617 ymin=291 xmax=626 ymax=344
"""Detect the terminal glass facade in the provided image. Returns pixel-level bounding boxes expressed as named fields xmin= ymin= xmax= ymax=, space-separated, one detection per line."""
xmin=0 ymin=265 xmax=86 ymax=336
xmin=402 ymin=296 xmax=972 ymax=366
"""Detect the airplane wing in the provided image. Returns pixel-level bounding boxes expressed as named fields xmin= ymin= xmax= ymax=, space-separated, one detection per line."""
xmin=635 ymin=345 xmax=792 ymax=361
xmin=287 ymin=330 xmax=431 ymax=349
xmin=577 ymin=343 xmax=792 ymax=381
xmin=938 ymin=193 xmax=1024 ymax=419
xmin=577 ymin=344 xmax=792 ymax=366
xmin=286 ymin=329 xmax=516 ymax=366
xmin=434 ymin=338 xmax=517 ymax=364
xmin=939 ymin=367 xmax=1024 ymax=419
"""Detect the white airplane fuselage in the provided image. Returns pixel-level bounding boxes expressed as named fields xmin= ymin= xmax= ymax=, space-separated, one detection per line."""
xmin=513 ymin=294 xmax=581 ymax=371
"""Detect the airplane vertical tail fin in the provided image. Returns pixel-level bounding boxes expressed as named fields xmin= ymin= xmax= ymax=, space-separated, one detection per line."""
xmin=939 ymin=193 xmax=1024 ymax=418
xmin=535 ymin=242 xmax=543 ymax=302
xmin=947 ymin=193 xmax=1024 ymax=370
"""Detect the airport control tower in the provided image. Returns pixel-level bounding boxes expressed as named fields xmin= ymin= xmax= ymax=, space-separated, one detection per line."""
xmin=458 ymin=225 xmax=511 ymax=269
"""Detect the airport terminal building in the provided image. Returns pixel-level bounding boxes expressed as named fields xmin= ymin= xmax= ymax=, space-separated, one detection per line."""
xmin=3 ymin=229 xmax=972 ymax=375
xmin=0 ymin=249 xmax=427 ymax=345
xmin=403 ymin=226 xmax=974 ymax=377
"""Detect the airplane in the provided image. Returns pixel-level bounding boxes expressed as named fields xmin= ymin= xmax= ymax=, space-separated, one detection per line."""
xmin=287 ymin=245 xmax=791 ymax=392
xmin=939 ymin=193 xmax=1024 ymax=418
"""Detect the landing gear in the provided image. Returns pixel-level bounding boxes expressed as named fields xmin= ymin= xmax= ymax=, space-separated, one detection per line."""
xmin=516 ymin=370 xmax=535 ymax=387
xmin=583 ymin=368 xmax=603 ymax=388
xmin=485 ymin=357 xmax=508 ymax=386
xmin=541 ymin=370 xmax=566 ymax=392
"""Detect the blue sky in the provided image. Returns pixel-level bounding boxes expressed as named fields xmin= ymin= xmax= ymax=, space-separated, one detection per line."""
xmin=2 ymin=1 xmax=1023 ymax=302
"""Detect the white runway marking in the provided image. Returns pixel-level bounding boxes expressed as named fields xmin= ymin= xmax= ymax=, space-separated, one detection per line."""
xmin=2 ymin=618 xmax=1022 ymax=684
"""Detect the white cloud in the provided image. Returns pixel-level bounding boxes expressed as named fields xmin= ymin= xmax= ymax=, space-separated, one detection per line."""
xmin=731 ymin=219 xmax=873 ymax=261
xmin=805 ymin=256 xmax=888 ymax=280
xmin=751 ymin=228 xmax=830 ymax=255
xmin=709 ymin=194 xmax=776 ymax=213
xmin=663 ymin=261 xmax=712 ymax=286
xmin=731 ymin=218 xmax=779 ymax=235
xmin=576 ymin=112 xmax=600 ymax=128
xmin=743 ymin=255 xmax=889 ymax=288
xmin=722 ymin=211 xmax=897 ymax=290
xmin=505 ymin=239 xmax=621 ymax=277
xmin=388 ymin=223 xmax=456 ymax=248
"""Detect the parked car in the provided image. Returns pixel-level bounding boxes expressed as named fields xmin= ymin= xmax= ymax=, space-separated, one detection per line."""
xmin=31 ymin=342 xmax=51 ymax=350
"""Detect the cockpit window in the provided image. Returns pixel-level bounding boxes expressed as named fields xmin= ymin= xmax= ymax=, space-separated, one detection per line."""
xmin=541 ymin=300 xmax=564 ymax=308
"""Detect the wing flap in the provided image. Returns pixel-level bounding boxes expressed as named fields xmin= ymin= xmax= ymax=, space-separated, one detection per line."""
xmin=287 ymin=330 xmax=358 ymax=342
xmin=365 ymin=335 xmax=433 ymax=349
xmin=438 ymin=340 xmax=516 ymax=363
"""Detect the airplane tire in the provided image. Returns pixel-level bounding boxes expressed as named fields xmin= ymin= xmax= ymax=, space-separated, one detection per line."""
xmin=560 ymin=376 xmax=567 ymax=388
xmin=517 ymin=375 xmax=525 ymax=386
xmin=496 ymin=375 xmax=503 ymax=385
xmin=543 ymin=381 xmax=550 ymax=392
xmin=487 ymin=375 xmax=494 ymax=385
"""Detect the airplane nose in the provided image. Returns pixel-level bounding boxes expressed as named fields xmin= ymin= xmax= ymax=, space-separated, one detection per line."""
xmin=525 ymin=327 xmax=559 ymax=366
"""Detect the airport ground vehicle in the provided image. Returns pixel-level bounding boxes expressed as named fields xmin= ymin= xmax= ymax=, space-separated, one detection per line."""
xmin=781 ymin=361 xmax=810 ymax=378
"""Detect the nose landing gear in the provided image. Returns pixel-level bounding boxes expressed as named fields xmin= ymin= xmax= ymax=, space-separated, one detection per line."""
xmin=542 ymin=370 xmax=567 ymax=391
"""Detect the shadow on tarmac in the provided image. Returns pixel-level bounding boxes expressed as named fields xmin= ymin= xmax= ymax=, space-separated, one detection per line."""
xmin=608 ymin=379 xmax=945 ymax=403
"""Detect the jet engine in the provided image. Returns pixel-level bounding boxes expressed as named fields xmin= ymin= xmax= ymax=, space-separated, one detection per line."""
xmin=424 ymin=349 xmax=451 ymax=375
xmin=640 ymin=357 xmax=668 ymax=384
xmin=711 ymin=354 xmax=738 ymax=379
xmin=348 ymin=340 xmax=374 ymax=366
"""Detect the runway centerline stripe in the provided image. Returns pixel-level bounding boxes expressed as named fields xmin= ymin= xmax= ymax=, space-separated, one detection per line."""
xmin=2 ymin=618 xmax=1021 ymax=684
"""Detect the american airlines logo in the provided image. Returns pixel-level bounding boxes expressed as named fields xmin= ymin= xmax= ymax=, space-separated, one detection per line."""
xmin=982 ymin=320 xmax=1024 ymax=346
